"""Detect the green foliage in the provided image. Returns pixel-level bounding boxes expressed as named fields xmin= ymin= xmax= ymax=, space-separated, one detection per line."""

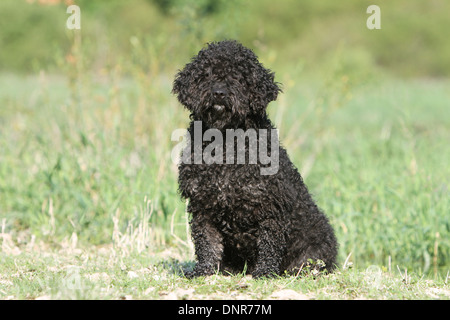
xmin=1 ymin=0 xmax=450 ymax=76
xmin=0 ymin=1 xmax=68 ymax=72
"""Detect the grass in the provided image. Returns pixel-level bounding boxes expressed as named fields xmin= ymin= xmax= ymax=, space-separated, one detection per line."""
xmin=0 ymin=244 xmax=449 ymax=300
xmin=1 ymin=0 xmax=449 ymax=302
xmin=0 ymin=65 xmax=449 ymax=299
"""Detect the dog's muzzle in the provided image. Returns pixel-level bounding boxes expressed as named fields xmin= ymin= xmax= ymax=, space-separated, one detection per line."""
xmin=211 ymin=83 xmax=228 ymax=113
xmin=213 ymin=104 xmax=225 ymax=112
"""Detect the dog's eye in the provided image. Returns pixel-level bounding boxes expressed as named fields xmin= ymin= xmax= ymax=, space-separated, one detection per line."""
xmin=204 ymin=69 xmax=213 ymax=78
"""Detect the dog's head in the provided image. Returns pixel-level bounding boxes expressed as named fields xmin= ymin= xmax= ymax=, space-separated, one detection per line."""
xmin=172 ymin=40 xmax=281 ymax=129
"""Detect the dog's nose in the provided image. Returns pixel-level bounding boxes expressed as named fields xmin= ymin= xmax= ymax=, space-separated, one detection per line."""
xmin=212 ymin=86 xmax=227 ymax=100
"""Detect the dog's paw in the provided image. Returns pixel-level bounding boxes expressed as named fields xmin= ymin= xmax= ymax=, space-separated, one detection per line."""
xmin=183 ymin=269 xmax=197 ymax=279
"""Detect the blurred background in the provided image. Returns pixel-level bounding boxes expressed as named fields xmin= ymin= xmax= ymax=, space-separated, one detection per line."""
xmin=1 ymin=0 xmax=450 ymax=77
xmin=0 ymin=0 xmax=449 ymax=275
xmin=0 ymin=0 xmax=450 ymax=77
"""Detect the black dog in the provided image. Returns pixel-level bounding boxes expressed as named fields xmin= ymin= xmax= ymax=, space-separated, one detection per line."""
xmin=173 ymin=40 xmax=338 ymax=278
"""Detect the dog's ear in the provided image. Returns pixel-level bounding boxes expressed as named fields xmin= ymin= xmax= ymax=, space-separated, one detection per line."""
xmin=172 ymin=67 xmax=195 ymax=111
xmin=262 ymin=70 xmax=282 ymax=104
xmin=249 ymin=68 xmax=282 ymax=115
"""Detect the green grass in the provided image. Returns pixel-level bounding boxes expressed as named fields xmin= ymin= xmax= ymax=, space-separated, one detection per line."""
xmin=0 ymin=69 xmax=449 ymax=299
xmin=1 ymin=0 xmax=449 ymax=301
xmin=0 ymin=246 xmax=448 ymax=300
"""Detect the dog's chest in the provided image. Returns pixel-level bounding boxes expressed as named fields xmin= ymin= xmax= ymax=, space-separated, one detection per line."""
xmin=198 ymin=164 xmax=266 ymax=207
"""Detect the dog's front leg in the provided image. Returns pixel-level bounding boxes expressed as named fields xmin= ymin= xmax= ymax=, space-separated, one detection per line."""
xmin=252 ymin=220 xmax=286 ymax=278
xmin=185 ymin=215 xmax=224 ymax=278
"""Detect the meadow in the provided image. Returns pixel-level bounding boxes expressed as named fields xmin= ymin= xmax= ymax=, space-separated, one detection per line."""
xmin=0 ymin=0 xmax=449 ymax=299
xmin=1 ymin=70 xmax=449 ymax=299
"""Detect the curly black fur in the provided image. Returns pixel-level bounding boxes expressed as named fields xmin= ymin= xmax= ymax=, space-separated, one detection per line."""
xmin=173 ymin=40 xmax=338 ymax=278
